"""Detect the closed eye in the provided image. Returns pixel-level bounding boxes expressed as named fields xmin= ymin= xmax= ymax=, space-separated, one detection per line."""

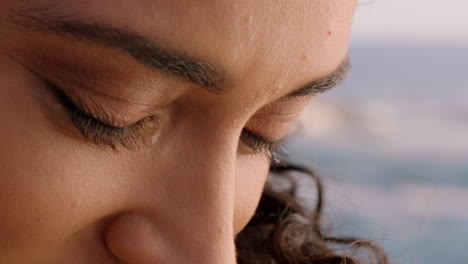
xmin=39 ymin=77 xmax=288 ymax=161
xmin=40 ymin=77 xmax=154 ymax=150
xmin=240 ymin=129 xmax=287 ymax=163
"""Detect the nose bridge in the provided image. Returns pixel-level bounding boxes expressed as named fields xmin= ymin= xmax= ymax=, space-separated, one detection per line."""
xmin=170 ymin=125 xmax=236 ymax=226
xmin=147 ymin=117 xmax=239 ymax=262
xmin=163 ymin=101 xmax=240 ymax=214
xmin=105 ymin=118 xmax=240 ymax=263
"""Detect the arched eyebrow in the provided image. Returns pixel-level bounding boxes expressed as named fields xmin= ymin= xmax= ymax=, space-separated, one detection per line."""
xmin=8 ymin=8 xmax=349 ymax=98
xmin=287 ymin=58 xmax=350 ymax=98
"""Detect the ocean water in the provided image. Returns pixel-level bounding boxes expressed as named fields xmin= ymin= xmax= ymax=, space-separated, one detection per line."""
xmin=288 ymin=44 xmax=468 ymax=264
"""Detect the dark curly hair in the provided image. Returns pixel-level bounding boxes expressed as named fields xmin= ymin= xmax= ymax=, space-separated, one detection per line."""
xmin=236 ymin=163 xmax=389 ymax=264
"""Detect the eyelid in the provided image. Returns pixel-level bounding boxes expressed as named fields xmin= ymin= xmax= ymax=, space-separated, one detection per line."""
xmin=37 ymin=75 xmax=288 ymax=158
xmin=39 ymin=77 xmax=153 ymax=149
xmin=240 ymin=129 xmax=286 ymax=161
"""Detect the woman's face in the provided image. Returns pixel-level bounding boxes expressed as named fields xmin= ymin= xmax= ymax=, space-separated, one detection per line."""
xmin=0 ymin=1 xmax=355 ymax=263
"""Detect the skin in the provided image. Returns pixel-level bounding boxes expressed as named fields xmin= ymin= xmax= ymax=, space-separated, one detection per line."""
xmin=0 ymin=0 xmax=356 ymax=263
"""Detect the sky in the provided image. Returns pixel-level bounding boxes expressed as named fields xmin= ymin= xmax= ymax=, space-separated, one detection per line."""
xmin=351 ymin=0 xmax=468 ymax=44
xmin=292 ymin=3 xmax=468 ymax=263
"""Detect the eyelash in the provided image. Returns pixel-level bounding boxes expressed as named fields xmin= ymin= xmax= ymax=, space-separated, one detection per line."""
xmin=41 ymin=79 xmax=286 ymax=162
xmin=63 ymin=105 xmax=150 ymax=150
xmin=240 ymin=130 xmax=286 ymax=163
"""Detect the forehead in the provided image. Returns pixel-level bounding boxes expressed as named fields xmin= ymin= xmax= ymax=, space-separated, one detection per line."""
xmin=6 ymin=0 xmax=356 ymax=99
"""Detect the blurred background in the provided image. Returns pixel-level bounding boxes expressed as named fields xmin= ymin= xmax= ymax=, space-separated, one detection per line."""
xmin=289 ymin=1 xmax=468 ymax=263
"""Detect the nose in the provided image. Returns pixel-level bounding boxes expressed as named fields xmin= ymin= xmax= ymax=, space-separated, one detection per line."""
xmin=103 ymin=119 xmax=239 ymax=264
xmin=105 ymin=214 xmax=237 ymax=263
xmin=104 ymin=213 xmax=237 ymax=264
xmin=104 ymin=215 xmax=167 ymax=263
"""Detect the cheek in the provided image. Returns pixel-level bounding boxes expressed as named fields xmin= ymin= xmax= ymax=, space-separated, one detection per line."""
xmin=233 ymin=155 xmax=270 ymax=234
xmin=0 ymin=55 xmax=122 ymax=259
xmin=0 ymin=55 xmax=72 ymax=250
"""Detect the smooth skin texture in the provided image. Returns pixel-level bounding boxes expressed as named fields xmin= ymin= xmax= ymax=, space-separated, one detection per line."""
xmin=0 ymin=0 xmax=356 ymax=263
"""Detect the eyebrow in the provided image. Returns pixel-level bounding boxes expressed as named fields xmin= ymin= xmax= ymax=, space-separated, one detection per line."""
xmin=8 ymin=8 xmax=349 ymax=97
xmin=288 ymin=58 xmax=349 ymax=98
